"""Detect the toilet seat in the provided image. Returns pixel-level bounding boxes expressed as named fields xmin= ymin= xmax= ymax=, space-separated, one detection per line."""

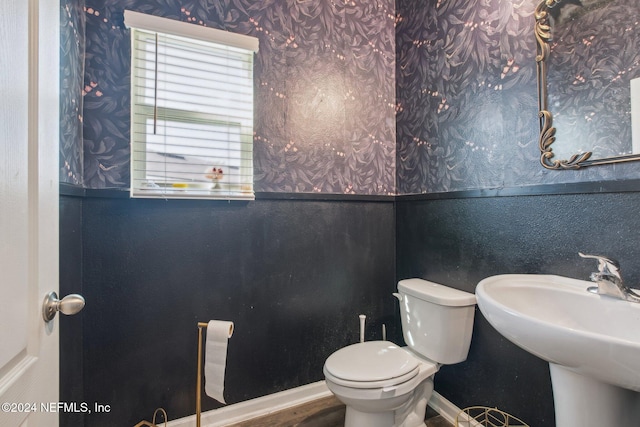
xmin=323 ymin=341 xmax=421 ymax=389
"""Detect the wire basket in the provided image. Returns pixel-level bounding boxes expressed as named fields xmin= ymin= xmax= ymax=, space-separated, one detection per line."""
xmin=456 ymin=406 xmax=529 ymax=427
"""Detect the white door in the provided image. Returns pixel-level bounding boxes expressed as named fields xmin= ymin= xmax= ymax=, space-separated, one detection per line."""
xmin=1 ymin=0 xmax=61 ymax=425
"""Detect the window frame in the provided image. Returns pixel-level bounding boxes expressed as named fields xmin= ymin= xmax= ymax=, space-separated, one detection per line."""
xmin=124 ymin=10 xmax=259 ymax=200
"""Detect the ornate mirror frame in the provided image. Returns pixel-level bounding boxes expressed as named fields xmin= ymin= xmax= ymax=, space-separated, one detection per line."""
xmin=535 ymin=0 xmax=640 ymax=169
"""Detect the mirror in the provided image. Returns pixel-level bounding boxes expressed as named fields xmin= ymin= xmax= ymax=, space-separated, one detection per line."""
xmin=535 ymin=0 xmax=640 ymax=169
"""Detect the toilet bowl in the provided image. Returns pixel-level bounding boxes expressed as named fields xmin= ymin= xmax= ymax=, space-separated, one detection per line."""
xmin=324 ymin=341 xmax=438 ymax=427
xmin=323 ymin=279 xmax=476 ymax=427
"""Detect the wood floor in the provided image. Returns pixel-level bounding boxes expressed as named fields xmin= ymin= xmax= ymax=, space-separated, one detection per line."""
xmin=224 ymin=395 xmax=453 ymax=427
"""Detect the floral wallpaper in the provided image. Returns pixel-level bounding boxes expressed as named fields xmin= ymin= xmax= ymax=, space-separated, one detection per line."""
xmin=72 ymin=0 xmax=396 ymax=194
xmin=60 ymin=0 xmax=85 ymax=185
xmin=395 ymin=0 xmax=640 ymax=194
xmin=396 ymin=0 xmax=539 ymax=193
xmin=61 ymin=0 xmax=640 ymax=195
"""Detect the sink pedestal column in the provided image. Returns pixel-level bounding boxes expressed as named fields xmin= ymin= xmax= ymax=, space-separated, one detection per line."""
xmin=550 ymin=364 xmax=640 ymax=427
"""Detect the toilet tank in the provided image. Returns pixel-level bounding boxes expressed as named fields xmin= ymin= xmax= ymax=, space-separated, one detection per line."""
xmin=396 ymin=278 xmax=476 ymax=365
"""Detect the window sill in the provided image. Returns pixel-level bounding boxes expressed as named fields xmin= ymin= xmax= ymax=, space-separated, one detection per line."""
xmin=132 ymin=187 xmax=254 ymax=201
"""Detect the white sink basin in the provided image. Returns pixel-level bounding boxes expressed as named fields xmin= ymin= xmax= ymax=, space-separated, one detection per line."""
xmin=476 ymin=274 xmax=640 ymax=426
xmin=476 ymin=274 xmax=640 ymax=391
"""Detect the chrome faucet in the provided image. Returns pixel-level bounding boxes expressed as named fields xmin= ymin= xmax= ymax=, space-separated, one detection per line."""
xmin=579 ymin=252 xmax=640 ymax=302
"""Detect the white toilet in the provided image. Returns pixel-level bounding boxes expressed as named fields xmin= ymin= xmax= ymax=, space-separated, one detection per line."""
xmin=323 ymin=278 xmax=476 ymax=427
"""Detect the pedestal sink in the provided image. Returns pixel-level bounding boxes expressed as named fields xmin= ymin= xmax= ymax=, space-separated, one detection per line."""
xmin=476 ymin=274 xmax=640 ymax=427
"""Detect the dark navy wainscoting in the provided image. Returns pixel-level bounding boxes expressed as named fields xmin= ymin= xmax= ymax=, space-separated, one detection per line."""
xmin=61 ymin=195 xmax=396 ymax=426
xmin=59 ymin=196 xmax=85 ymax=427
xmin=396 ymin=191 xmax=640 ymax=426
xmin=61 ymin=188 xmax=640 ymax=427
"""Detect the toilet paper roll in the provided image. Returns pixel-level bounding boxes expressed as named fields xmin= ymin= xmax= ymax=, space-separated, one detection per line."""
xmin=204 ymin=320 xmax=234 ymax=404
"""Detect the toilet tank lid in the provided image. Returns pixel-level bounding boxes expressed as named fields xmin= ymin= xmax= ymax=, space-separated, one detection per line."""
xmin=398 ymin=279 xmax=476 ymax=306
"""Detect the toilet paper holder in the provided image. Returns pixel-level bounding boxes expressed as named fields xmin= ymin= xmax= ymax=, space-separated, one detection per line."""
xmin=196 ymin=322 xmax=208 ymax=427
xmin=195 ymin=321 xmax=234 ymax=427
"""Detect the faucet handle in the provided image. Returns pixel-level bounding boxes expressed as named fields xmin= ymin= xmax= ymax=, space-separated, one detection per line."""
xmin=578 ymin=252 xmax=621 ymax=278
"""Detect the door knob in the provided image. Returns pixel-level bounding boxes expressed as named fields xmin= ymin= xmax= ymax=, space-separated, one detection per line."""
xmin=42 ymin=291 xmax=85 ymax=322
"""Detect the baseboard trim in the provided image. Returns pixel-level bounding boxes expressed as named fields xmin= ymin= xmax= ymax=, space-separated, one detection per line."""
xmin=166 ymin=382 xmax=462 ymax=427
xmin=428 ymin=391 xmax=463 ymax=424
xmin=166 ymin=381 xmax=332 ymax=427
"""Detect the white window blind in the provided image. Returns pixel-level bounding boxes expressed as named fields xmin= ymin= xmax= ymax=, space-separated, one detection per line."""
xmin=124 ymin=10 xmax=258 ymax=200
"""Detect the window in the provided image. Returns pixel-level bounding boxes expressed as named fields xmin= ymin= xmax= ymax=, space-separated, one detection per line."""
xmin=124 ymin=10 xmax=259 ymax=199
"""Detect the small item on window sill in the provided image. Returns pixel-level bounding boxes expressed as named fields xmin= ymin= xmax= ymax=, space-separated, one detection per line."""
xmin=204 ymin=166 xmax=224 ymax=189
